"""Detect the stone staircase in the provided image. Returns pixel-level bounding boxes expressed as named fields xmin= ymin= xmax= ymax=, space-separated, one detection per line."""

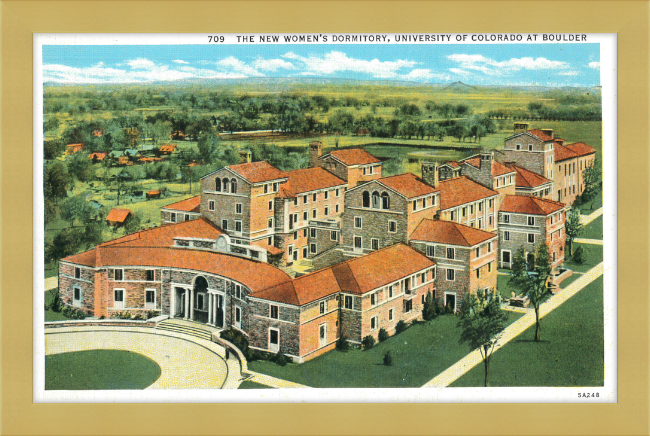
xmin=155 ymin=318 xmax=220 ymax=341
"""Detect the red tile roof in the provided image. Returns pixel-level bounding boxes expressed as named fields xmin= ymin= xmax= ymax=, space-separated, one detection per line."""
xmin=162 ymin=196 xmax=201 ymax=213
xmin=228 ymin=161 xmax=287 ymax=184
xmin=554 ymin=143 xmax=579 ymax=162
xmin=461 ymin=156 xmax=515 ymax=177
xmin=257 ymin=268 xmax=342 ymax=306
xmin=565 ymin=142 xmax=596 ymax=157
xmin=410 ymin=219 xmax=497 ymax=247
xmin=106 ymin=208 xmax=132 ymax=223
xmin=279 ymin=167 xmax=346 ymax=197
xmin=378 ymin=173 xmax=438 ymax=199
xmin=326 ymin=148 xmax=382 ymax=166
xmin=500 ymin=195 xmax=566 ymax=215
xmin=100 ymin=217 xmax=223 ymax=248
xmin=505 ymin=164 xmax=552 ymax=188
xmin=527 ymin=129 xmax=554 ymax=142
xmin=159 ymin=144 xmax=177 ymax=153
xmin=436 ymin=176 xmax=499 ymax=210
xmin=88 ymin=152 xmax=108 ymax=161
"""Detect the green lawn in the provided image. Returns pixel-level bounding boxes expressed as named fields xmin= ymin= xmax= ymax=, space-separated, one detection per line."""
xmin=248 ymin=312 xmax=521 ymax=388
xmin=578 ymin=190 xmax=603 ymax=215
xmin=238 ymin=380 xmax=273 ymax=389
xmin=564 ymin=243 xmax=603 ymax=273
xmin=45 ymin=289 xmax=71 ymax=322
xmin=45 ymin=350 xmax=161 ymax=390
xmin=451 ymin=276 xmax=604 ymax=387
xmin=580 ymin=215 xmax=603 ymax=240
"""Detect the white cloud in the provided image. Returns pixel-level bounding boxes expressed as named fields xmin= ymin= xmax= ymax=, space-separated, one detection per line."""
xmin=449 ymin=68 xmax=470 ymax=76
xmin=447 ymin=53 xmax=570 ymax=77
xmin=215 ymin=56 xmax=264 ymax=77
xmin=173 ymin=59 xmax=189 ymax=64
xmin=252 ymin=58 xmax=294 ymax=71
xmin=283 ymin=51 xmax=417 ymax=79
xmin=400 ymin=68 xmax=449 ymax=82
xmin=558 ymin=70 xmax=580 ymax=76
xmin=126 ymin=58 xmax=157 ymax=69
xmin=588 ymin=61 xmax=600 ymax=69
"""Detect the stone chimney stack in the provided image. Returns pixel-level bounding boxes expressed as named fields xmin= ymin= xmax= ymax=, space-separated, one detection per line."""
xmin=238 ymin=149 xmax=252 ymax=164
xmin=309 ymin=141 xmax=323 ymax=168
xmin=421 ymin=161 xmax=440 ymax=188
xmin=513 ymin=122 xmax=529 ymax=134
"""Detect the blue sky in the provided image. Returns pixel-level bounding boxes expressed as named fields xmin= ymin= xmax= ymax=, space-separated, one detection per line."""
xmin=42 ymin=43 xmax=600 ymax=87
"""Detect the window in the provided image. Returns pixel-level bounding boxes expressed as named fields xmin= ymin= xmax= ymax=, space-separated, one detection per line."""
xmin=273 ymin=182 xmax=279 ymax=192
xmin=264 ymin=184 xmax=269 ymax=194
xmin=462 ymin=207 xmax=467 ymax=217
xmin=488 ymin=262 xmax=492 ymax=272
xmin=303 ymin=195 xmax=308 ymax=204
xmin=422 ymin=197 xmax=427 ymax=208
xmin=324 ymin=206 xmax=330 ymax=216
xmin=371 ymin=316 xmax=378 ymax=330
xmin=432 ymin=195 xmax=436 ymax=206
xmin=412 ymin=200 xmax=417 ymax=211
xmin=74 ymin=267 xmax=81 ymax=279
xmin=311 ymin=209 xmax=317 ymax=219
xmin=404 ymin=300 xmax=413 ymax=313
xmin=310 ymin=243 xmax=317 ymax=254
xmin=388 ymin=285 xmax=393 ymax=298
xmin=504 ymin=230 xmax=510 ymax=241
xmin=427 ymin=245 xmax=435 ymax=257
xmin=145 ymin=289 xmax=156 ymax=309
xmin=388 ymin=309 xmax=394 ymax=321
xmin=320 ymin=301 xmax=326 ymax=314
xmin=335 ymin=204 xmax=340 ymax=213
xmin=371 ymin=293 xmax=377 ymax=306
xmin=324 ymin=191 xmax=329 ymax=200
xmin=388 ymin=221 xmax=397 ymax=233
xmin=171 ymin=213 xmax=177 ymax=223
xmin=502 ymin=214 xmax=510 ymax=223
xmin=447 ymin=269 xmax=455 ymax=281
xmin=476 ymin=268 xmax=480 ymax=279
xmin=476 ymin=247 xmax=480 ymax=257
xmin=236 ymin=203 xmax=242 ymax=214
xmin=294 ymin=198 xmax=298 ymax=206
xmin=235 ymin=220 xmax=242 ymax=233
xmin=344 ymin=295 xmax=353 ymax=309
xmin=185 ymin=214 xmax=190 ymax=221
xmin=288 ymin=246 xmax=294 ymax=256
xmin=432 ymin=268 xmax=436 ymax=280
xmin=222 ymin=219 xmax=228 ymax=230
xmin=450 ymin=211 xmax=456 ymax=221
xmin=303 ymin=211 xmax=308 ymax=221
xmin=303 ymin=229 xmax=308 ymax=237
xmin=293 ymin=231 xmax=298 ymax=240
xmin=528 ymin=216 xmax=535 ymax=226
xmin=336 ymin=188 xmax=340 ymax=197
xmin=73 ymin=287 xmax=81 ymax=307
xmin=470 ymin=205 xmax=474 ymax=214
xmin=489 ymin=216 xmax=493 ymax=226
xmin=421 ymin=272 xmax=426 ymax=283
xmin=363 ymin=167 xmax=367 ymax=175
xmin=362 ymin=191 xmax=370 ymax=208
xmin=528 ymin=144 xmax=533 ymax=151
xmin=268 ymin=201 xmax=273 ymax=211
xmin=114 ymin=289 xmax=125 ymax=309
xmin=114 ymin=269 xmax=123 ymax=281
xmin=310 ymin=228 xmax=316 ymax=238
xmin=313 ymin=193 xmax=317 ymax=202
xmin=231 ymin=179 xmax=238 ymax=194
xmin=381 ymin=192 xmax=390 ymax=209
xmin=447 ymin=247 xmax=455 ymax=259
xmin=235 ymin=306 xmax=241 ymax=328
xmin=270 ymin=305 xmax=279 ymax=319
xmin=330 ymin=231 xmax=337 ymax=241
xmin=268 ymin=217 xmax=273 ymax=228
xmin=488 ymin=242 xmax=493 ymax=252
xmin=354 ymin=217 xmax=362 ymax=228
xmin=502 ymin=250 xmax=511 ymax=264
xmin=268 ymin=236 xmax=273 ymax=245
xmin=528 ymin=233 xmax=535 ymax=243
xmin=209 ymin=200 xmax=215 ymax=211
xmin=516 ymin=143 xmax=521 ymax=150
xmin=372 ymin=191 xmax=380 ymax=209
xmin=215 ymin=178 xmax=221 ymax=192
xmin=478 ymin=202 xmax=483 ymax=212
xmin=371 ymin=239 xmax=379 ymax=250
xmin=145 ymin=269 xmax=155 ymax=281
xmin=489 ymin=199 xmax=494 ymax=208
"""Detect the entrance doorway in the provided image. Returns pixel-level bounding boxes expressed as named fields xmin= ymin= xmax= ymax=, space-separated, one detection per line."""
xmin=215 ymin=294 xmax=224 ymax=328
xmin=269 ymin=328 xmax=280 ymax=353
xmin=193 ymin=277 xmax=209 ymax=323
xmin=445 ymin=293 xmax=456 ymax=313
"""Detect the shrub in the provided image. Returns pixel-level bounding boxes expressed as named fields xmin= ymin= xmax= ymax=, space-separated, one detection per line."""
xmin=422 ymin=291 xmax=437 ymax=321
xmin=383 ymin=351 xmax=392 ymax=366
xmin=378 ymin=328 xmax=389 ymax=342
xmin=336 ymin=335 xmax=350 ymax=351
xmin=220 ymin=328 xmax=250 ymax=359
xmin=146 ymin=310 xmax=158 ymax=320
xmin=573 ymin=246 xmax=585 ymax=264
xmin=362 ymin=335 xmax=375 ymax=350
xmin=249 ymin=349 xmax=272 ymax=362
xmin=62 ymin=306 xmax=86 ymax=320
xmin=395 ymin=320 xmax=409 ymax=334
xmin=50 ymin=289 xmax=62 ymax=313
xmin=272 ymin=351 xmax=290 ymax=366
xmin=133 ymin=313 xmax=144 ymax=321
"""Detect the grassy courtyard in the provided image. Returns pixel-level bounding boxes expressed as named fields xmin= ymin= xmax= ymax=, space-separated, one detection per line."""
xmin=44 ymin=289 xmax=70 ymax=321
xmin=564 ymin=243 xmax=604 ymax=273
xmin=451 ymin=276 xmax=604 ymax=387
xmin=248 ymin=311 xmax=522 ymax=388
xmin=45 ymin=350 xmax=161 ymax=390
xmin=581 ymin=215 xmax=604 ymax=240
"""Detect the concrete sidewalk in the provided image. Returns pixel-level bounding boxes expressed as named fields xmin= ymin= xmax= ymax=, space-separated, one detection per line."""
xmin=574 ymin=238 xmax=603 ymax=245
xmin=422 ymin=261 xmax=604 ymax=388
xmin=45 ymin=277 xmax=58 ymax=291
xmin=579 ymin=207 xmax=603 ymax=225
xmin=245 ymin=370 xmax=310 ymax=389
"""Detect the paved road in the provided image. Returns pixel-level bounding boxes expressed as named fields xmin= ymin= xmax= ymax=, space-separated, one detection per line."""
xmin=422 ymin=261 xmax=604 ymax=388
xmin=579 ymin=207 xmax=603 ymax=225
xmin=45 ymin=326 xmax=237 ymax=389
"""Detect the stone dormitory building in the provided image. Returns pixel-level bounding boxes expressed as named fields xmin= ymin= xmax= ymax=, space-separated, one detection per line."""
xmin=58 ymin=124 xmax=592 ymax=362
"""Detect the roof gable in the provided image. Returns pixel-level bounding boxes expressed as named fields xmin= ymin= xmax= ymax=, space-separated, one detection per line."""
xmin=162 ymin=195 xmax=201 ymax=213
xmin=322 ymin=148 xmax=382 ymax=166
xmin=436 ymin=176 xmax=499 ymax=210
xmin=410 ymin=219 xmax=496 ymax=247
xmin=376 ymin=173 xmax=438 ymax=199
xmin=279 ymin=167 xmax=346 ymax=197
xmin=500 ymin=195 xmax=566 ymax=215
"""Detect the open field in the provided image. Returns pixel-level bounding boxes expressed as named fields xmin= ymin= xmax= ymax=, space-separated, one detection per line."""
xmin=451 ymin=276 xmax=604 ymax=387
xmin=247 ymin=311 xmax=521 ymax=388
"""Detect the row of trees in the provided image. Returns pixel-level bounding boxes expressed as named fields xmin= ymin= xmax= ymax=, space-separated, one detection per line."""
xmin=486 ymin=101 xmax=601 ymax=122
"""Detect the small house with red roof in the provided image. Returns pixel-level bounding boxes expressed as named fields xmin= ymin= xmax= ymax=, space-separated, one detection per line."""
xmin=312 ymin=143 xmax=383 ymax=188
xmin=106 ymin=208 xmax=133 ymax=227
xmin=88 ymin=151 xmax=108 ymax=162
xmin=146 ymin=190 xmax=161 ymax=199
xmin=161 ymin=195 xmax=202 ymax=224
xmin=158 ymin=144 xmax=177 ymax=155
xmin=410 ymin=219 xmax=498 ymax=311
xmin=497 ymin=195 xmax=567 ymax=269
xmin=65 ymin=143 xmax=85 ymax=155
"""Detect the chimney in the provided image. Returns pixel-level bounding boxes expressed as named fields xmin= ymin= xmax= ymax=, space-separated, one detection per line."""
xmin=238 ymin=149 xmax=252 ymax=164
xmin=309 ymin=141 xmax=323 ymax=168
xmin=513 ymin=122 xmax=529 ymax=134
xmin=421 ymin=161 xmax=439 ymax=188
xmin=541 ymin=129 xmax=554 ymax=139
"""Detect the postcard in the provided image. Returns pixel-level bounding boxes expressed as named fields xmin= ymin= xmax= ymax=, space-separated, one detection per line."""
xmin=33 ymin=33 xmax=616 ymax=403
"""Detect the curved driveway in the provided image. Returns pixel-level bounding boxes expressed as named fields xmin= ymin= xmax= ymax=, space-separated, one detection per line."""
xmin=45 ymin=327 xmax=235 ymax=389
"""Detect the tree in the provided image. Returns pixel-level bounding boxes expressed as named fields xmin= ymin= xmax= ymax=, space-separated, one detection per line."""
xmin=44 ymin=163 xmax=71 ymax=200
xmin=80 ymin=222 xmax=104 ymax=249
xmin=60 ymin=194 xmax=94 ymax=227
xmin=150 ymin=120 xmax=173 ymax=145
xmin=565 ymin=207 xmax=583 ymax=256
xmin=457 ymin=288 xmax=508 ymax=387
xmin=509 ymin=244 xmax=553 ymax=342
xmin=45 ymin=227 xmax=83 ymax=263
xmin=197 ymin=133 xmax=218 ymax=163
xmin=44 ymin=198 xmax=58 ymax=226
xmin=43 ymin=139 xmax=65 ymax=160
xmin=124 ymin=212 xmax=143 ymax=234
xmin=581 ymin=160 xmax=601 ymax=210
xmin=67 ymin=152 xmax=95 ymax=183
xmin=422 ymin=291 xmax=438 ymax=321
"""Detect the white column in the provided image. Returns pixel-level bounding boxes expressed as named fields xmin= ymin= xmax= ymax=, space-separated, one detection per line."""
xmin=215 ymin=294 xmax=220 ymax=327
xmin=189 ymin=288 xmax=195 ymax=320
xmin=208 ymin=293 xmax=213 ymax=325
xmin=170 ymin=287 xmax=175 ymax=319
xmin=184 ymin=290 xmax=189 ymax=319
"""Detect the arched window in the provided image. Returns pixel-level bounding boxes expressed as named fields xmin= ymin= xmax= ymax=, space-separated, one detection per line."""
xmin=362 ymin=191 xmax=370 ymax=208
xmin=215 ymin=178 xmax=221 ymax=192
xmin=381 ymin=192 xmax=390 ymax=209
xmin=223 ymin=178 xmax=230 ymax=193
xmin=371 ymin=191 xmax=380 ymax=209
xmin=231 ymin=178 xmax=237 ymax=194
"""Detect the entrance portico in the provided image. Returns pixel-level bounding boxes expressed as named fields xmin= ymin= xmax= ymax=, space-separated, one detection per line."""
xmin=170 ymin=280 xmax=225 ymax=329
